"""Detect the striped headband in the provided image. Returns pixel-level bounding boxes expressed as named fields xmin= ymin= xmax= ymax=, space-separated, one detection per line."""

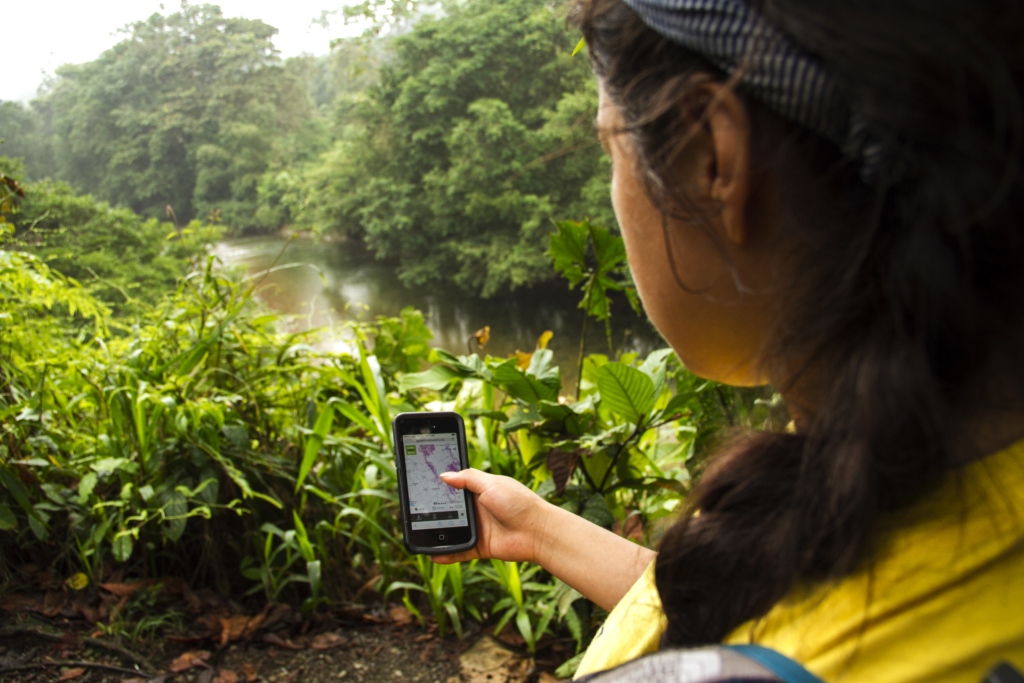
xmin=621 ymin=0 xmax=881 ymax=182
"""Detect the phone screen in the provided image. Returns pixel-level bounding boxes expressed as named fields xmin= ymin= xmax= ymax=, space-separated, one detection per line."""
xmin=401 ymin=431 xmax=470 ymax=531
xmin=392 ymin=411 xmax=477 ymax=554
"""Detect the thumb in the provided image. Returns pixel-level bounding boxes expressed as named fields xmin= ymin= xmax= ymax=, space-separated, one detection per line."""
xmin=439 ymin=467 xmax=488 ymax=493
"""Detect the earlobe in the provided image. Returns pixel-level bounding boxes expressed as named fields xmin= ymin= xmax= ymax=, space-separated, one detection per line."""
xmin=705 ymin=87 xmax=752 ymax=246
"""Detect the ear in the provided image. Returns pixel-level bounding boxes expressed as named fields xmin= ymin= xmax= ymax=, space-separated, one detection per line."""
xmin=703 ymin=86 xmax=753 ymax=246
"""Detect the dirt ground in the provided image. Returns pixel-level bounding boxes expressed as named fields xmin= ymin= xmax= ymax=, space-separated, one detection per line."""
xmin=0 ymin=614 xmax=565 ymax=683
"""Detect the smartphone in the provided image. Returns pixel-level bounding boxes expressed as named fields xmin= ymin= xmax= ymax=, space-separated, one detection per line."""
xmin=391 ymin=411 xmax=478 ymax=555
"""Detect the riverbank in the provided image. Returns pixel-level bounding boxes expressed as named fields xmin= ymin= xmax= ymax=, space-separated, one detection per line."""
xmin=212 ymin=234 xmax=661 ymax=393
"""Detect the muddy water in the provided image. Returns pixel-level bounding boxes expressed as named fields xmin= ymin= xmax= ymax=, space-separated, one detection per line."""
xmin=213 ymin=235 xmax=662 ymax=390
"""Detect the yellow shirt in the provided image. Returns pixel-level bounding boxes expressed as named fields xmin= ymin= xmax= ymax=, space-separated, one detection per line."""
xmin=575 ymin=440 xmax=1024 ymax=681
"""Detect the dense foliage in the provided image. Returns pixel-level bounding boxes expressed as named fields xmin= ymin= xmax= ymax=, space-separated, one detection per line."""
xmin=0 ymin=1 xmax=779 ymax=664
xmin=4 ymin=176 xmax=219 ymax=316
xmin=278 ymin=0 xmax=613 ymax=296
xmin=0 ymin=172 xmax=776 ymax=667
xmin=2 ymin=0 xmax=612 ymax=297
xmin=4 ymin=4 xmax=313 ymax=226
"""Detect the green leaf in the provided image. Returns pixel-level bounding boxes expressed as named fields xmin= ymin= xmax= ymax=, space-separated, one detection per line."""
xmin=164 ymin=491 xmax=188 ymax=542
xmin=581 ymin=492 xmax=615 ymax=528
xmin=571 ymin=37 xmax=586 ymax=57
xmin=589 ymin=222 xmax=627 ymax=277
xmin=0 ymin=504 xmax=16 ymax=531
xmin=516 ymin=607 xmax=535 ymax=648
xmin=112 ymin=533 xmax=133 ymax=562
xmin=639 ymin=348 xmax=674 ymax=398
xmin=296 ymin=403 xmax=334 ymax=493
xmin=444 ymin=601 xmax=463 ymax=639
xmin=330 ymin=398 xmax=376 ymax=435
xmin=0 ymin=466 xmax=30 ymax=509
xmin=555 ymin=653 xmax=586 ymax=679
xmin=597 ymin=363 xmax=655 ymax=424
xmin=28 ymin=513 xmax=49 ymax=540
xmin=492 ymin=360 xmax=559 ymax=404
xmin=398 ymin=364 xmax=462 ymax=392
xmin=548 ymin=221 xmax=588 ymax=287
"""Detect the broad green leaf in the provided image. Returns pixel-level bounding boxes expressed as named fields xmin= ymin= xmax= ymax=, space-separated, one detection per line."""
xmin=589 ymin=222 xmax=627 ymax=276
xmin=398 ymin=364 xmax=462 ymax=392
xmin=548 ymin=221 xmax=588 ymax=287
xmin=597 ymin=363 xmax=656 ymax=424
xmin=492 ymin=360 xmax=558 ymax=403
xmin=639 ymin=348 xmax=674 ymax=399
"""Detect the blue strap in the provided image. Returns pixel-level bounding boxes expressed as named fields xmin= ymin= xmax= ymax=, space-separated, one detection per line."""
xmin=722 ymin=645 xmax=824 ymax=683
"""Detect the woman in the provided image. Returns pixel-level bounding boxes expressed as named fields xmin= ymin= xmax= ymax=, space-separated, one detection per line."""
xmin=437 ymin=0 xmax=1024 ymax=679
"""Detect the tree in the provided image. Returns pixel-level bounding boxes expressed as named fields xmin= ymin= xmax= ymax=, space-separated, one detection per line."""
xmin=2 ymin=157 xmax=219 ymax=316
xmin=34 ymin=3 xmax=313 ymax=227
xmin=0 ymin=101 xmax=52 ymax=179
xmin=290 ymin=0 xmax=614 ymax=296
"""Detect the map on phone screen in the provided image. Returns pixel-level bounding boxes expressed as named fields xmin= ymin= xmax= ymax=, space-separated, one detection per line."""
xmin=403 ymin=432 xmax=469 ymax=530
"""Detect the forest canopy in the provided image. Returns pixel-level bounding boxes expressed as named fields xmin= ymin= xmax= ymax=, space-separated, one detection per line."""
xmin=1 ymin=0 xmax=613 ymax=297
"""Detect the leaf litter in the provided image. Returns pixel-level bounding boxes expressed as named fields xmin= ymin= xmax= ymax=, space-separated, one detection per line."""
xmin=0 ymin=570 xmax=565 ymax=683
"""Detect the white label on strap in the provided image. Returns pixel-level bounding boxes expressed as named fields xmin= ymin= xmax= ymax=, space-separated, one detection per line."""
xmin=680 ymin=651 xmax=723 ymax=681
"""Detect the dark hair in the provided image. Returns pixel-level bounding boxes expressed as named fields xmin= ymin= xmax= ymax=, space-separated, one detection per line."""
xmin=571 ymin=0 xmax=1024 ymax=646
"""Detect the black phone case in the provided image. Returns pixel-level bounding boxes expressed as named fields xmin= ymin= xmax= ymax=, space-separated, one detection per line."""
xmin=392 ymin=412 xmax=478 ymax=555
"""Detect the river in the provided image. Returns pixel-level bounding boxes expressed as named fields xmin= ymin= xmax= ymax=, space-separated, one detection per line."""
xmin=213 ymin=235 xmax=663 ymax=391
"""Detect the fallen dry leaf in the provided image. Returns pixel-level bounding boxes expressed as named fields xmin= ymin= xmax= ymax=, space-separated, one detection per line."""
xmin=240 ymin=663 xmax=258 ymax=682
xmin=98 ymin=581 xmax=149 ymax=598
xmin=43 ymin=590 xmax=67 ymax=617
xmin=261 ymin=602 xmax=292 ymax=631
xmin=73 ymin=594 xmax=100 ymax=624
xmin=261 ymin=632 xmax=302 ymax=650
xmin=212 ymin=670 xmax=239 ymax=683
xmin=388 ymin=606 xmax=413 ymax=626
xmin=169 ymin=649 xmax=212 ymax=673
xmin=310 ymin=631 xmax=347 ymax=650
xmin=58 ymin=667 xmax=86 ymax=681
xmin=0 ymin=594 xmax=44 ymax=612
xmin=119 ymin=678 xmax=147 ymax=683
xmin=460 ymin=636 xmax=529 ymax=683
xmin=219 ymin=613 xmax=265 ymax=646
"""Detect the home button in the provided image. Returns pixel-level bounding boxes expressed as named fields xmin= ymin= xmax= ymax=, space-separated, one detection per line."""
xmin=438 ymin=533 xmax=446 ymax=542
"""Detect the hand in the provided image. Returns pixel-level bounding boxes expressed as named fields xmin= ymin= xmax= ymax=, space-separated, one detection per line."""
xmin=432 ymin=468 xmax=548 ymax=565
xmin=433 ymin=467 xmax=656 ymax=610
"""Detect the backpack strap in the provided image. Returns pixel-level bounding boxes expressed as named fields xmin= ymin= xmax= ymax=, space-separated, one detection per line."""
xmin=573 ymin=645 xmax=819 ymax=683
xmin=722 ymin=645 xmax=823 ymax=683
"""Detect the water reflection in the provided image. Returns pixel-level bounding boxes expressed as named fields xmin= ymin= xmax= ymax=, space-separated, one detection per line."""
xmin=213 ymin=235 xmax=663 ymax=390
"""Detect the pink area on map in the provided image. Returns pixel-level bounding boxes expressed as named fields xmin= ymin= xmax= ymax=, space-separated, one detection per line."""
xmin=419 ymin=444 xmax=460 ymax=497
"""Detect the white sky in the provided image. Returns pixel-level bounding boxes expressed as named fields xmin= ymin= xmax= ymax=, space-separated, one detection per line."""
xmin=3 ymin=0 xmax=358 ymax=103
